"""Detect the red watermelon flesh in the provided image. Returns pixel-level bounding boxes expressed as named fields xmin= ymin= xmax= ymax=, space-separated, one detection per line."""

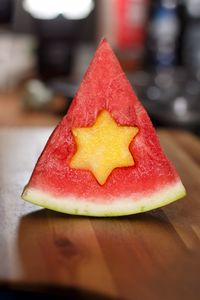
xmin=22 ymin=39 xmax=186 ymax=216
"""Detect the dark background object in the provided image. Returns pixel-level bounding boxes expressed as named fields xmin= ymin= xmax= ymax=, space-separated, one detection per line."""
xmin=0 ymin=0 xmax=14 ymax=24
xmin=35 ymin=14 xmax=96 ymax=79
xmin=12 ymin=0 xmax=96 ymax=79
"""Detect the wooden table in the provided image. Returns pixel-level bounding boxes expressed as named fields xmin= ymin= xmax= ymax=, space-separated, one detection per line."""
xmin=0 ymin=89 xmax=60 ymax=127
xmin=0 ymin=128 xmax=200 ymax=300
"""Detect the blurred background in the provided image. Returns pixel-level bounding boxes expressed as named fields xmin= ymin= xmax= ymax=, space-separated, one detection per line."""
xmin=0 ymin=0 xmax=200 ymax=134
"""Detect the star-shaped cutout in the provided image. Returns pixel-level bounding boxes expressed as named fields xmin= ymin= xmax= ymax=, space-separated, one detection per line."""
xmin=70 ymin=110 xmax=138 ymax=185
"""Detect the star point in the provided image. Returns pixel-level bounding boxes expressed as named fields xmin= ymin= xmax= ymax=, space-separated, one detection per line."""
xmin=70 ymin=110 xmax=138 ymax=185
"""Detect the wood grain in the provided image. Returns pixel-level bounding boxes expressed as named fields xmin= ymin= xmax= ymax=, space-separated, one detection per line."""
xmin=0 ymin=90 xmax=60 ymax=127
xmin=0 ymin=128 xmax=200 ymax=300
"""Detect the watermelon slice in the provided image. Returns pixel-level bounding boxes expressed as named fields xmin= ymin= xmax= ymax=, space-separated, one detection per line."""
xmin=22 ymin=38 xmax=186 ymax=216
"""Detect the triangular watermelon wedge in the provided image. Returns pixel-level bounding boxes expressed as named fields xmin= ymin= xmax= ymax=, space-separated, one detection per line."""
xmin=22 ymin=39 xmax=186 ymax=216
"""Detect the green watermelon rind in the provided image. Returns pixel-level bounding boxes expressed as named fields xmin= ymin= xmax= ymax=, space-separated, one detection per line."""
xmin=22 ymin=181 xmax=186 ymax=217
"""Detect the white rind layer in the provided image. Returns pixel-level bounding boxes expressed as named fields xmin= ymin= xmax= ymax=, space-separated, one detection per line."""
xmin=22 ymin=181 xmax=186 ymax=217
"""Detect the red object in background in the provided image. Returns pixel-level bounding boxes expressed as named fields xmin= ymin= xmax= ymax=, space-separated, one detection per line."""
xmin=116 ymin=0 xmax=149 ymax=49
xmin=97 ymin=0 xmax=149 ymax=70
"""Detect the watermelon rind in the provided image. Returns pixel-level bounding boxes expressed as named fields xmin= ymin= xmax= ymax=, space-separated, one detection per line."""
xmin=22 ymin=181 xmax=186 ymax=217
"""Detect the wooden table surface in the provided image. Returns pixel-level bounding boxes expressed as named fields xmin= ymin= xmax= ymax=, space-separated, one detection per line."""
xmin=0 ymin=128 xmax=200 ymax=300
xmin=0 ymin=89 xmax=60 ymax=127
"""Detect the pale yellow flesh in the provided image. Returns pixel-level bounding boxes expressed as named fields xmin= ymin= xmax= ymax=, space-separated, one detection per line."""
xmin=22 ymin=181 xmax=186 ymax=217
xmin=70 ymin=110 xmax=138 ymax=185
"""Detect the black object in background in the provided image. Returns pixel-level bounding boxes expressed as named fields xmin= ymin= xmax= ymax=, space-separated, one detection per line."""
xmin=182 ymin=0 xmax=200 ymax=72
xmin=0 ymin=0 xmax=14 ymax=24
xmin=12 ymin=0 xmax=96 ymax=79
xmin=147 ymin=0 xmax=181 ymax=68
xmin=35 ymin=11 xmax=96 ymax=79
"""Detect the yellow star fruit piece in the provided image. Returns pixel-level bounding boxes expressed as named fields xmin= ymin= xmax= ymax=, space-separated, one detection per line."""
xmin=70 ymin=110 xmax=138 ymax=185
